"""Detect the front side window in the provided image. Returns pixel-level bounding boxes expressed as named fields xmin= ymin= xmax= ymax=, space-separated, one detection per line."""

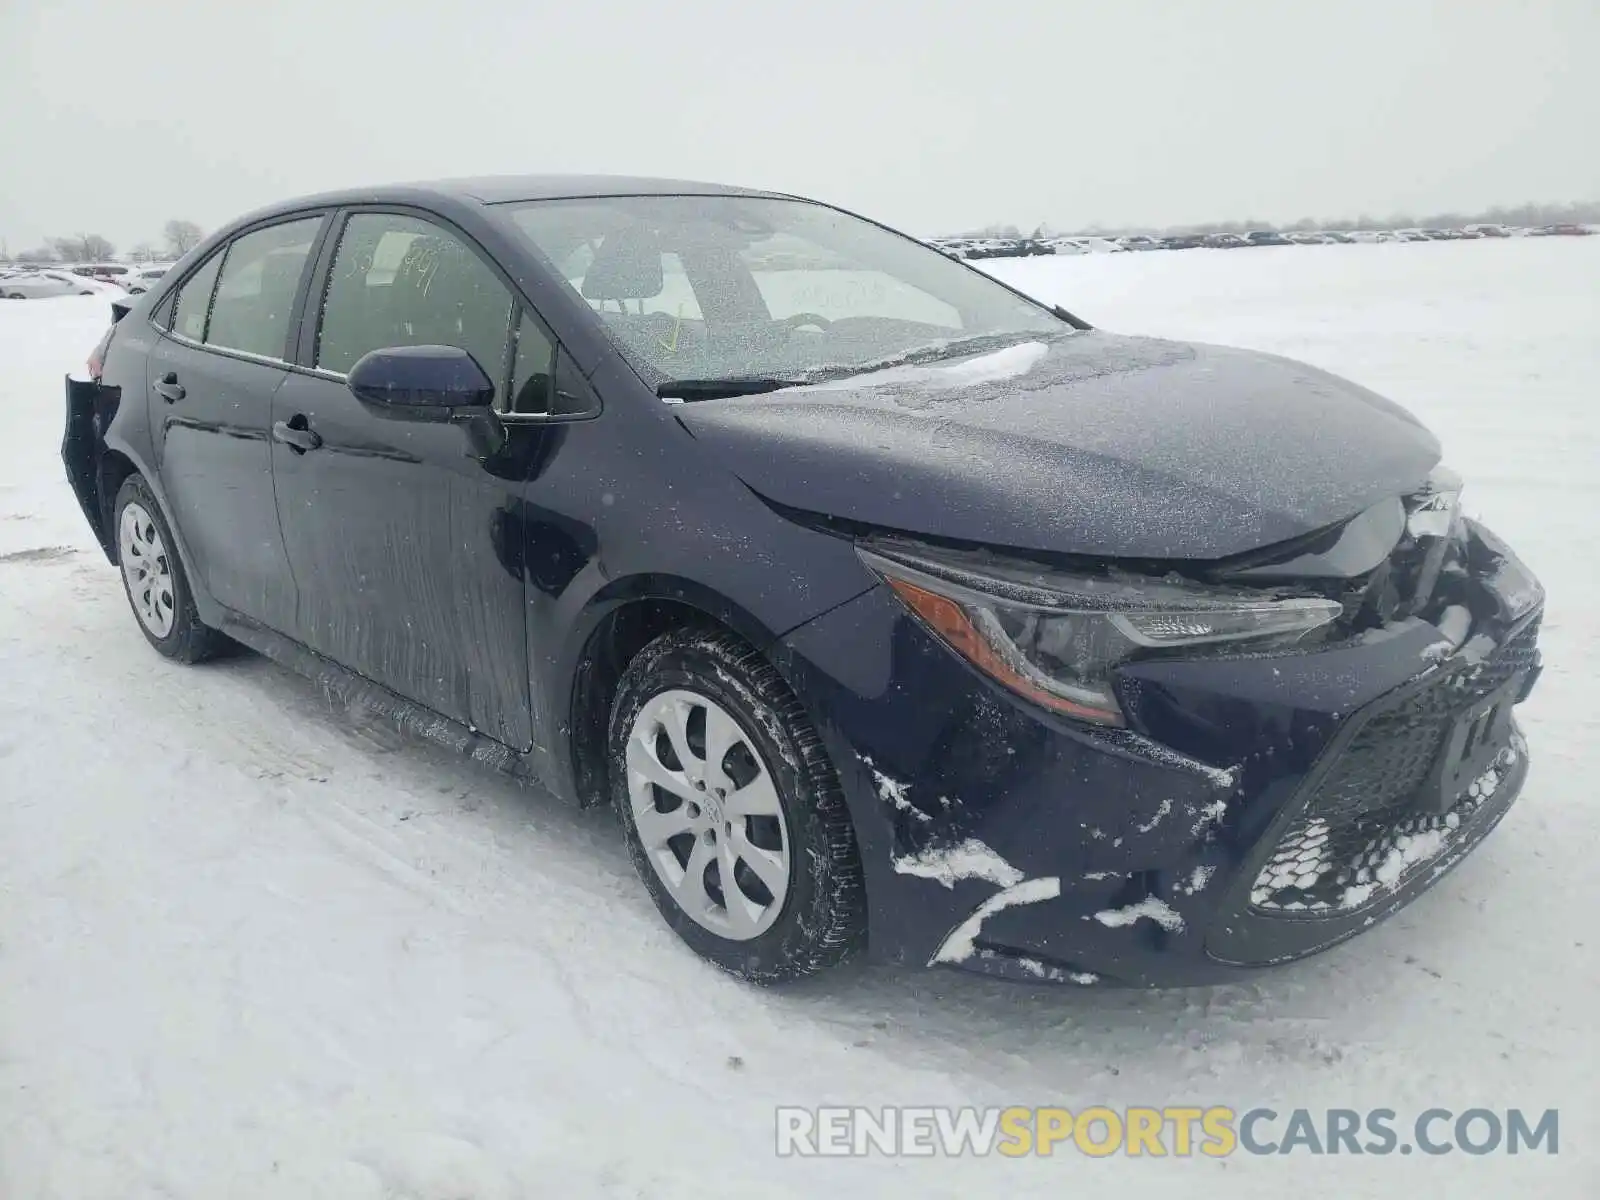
xmin=171 ymin=251 xmax=224 ymax=342
xmin=315 ymin=213 xmax=514 ymax=386
xmin=205 ymin=218 xmax=322 ymax=359
xmin=506 ymin=311 xmax=556 ymax=415
xmin=503 ymin=195 xmax=1063 ymax=387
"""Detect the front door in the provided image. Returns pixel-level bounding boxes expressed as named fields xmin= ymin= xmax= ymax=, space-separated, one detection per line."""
xmin=150 ymin=216 xmax=325 ymax=633
xmin=270 ymin=210 xmax=539 ymax=750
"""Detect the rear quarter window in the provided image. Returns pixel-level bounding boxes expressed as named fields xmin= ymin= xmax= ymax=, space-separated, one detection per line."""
xmin=171 ymin=253 xmax=224 ymax=341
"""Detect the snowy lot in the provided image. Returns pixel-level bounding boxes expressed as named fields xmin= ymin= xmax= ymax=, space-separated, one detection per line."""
xmin=2 ymin=240 xmax=1597 ymax=1198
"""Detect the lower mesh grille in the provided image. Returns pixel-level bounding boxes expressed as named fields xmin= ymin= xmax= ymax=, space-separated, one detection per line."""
xmin=1250 ymin=619 xmax=1538 ymax=916
xmin=1252 ymin=737 xmax=1523 ymax=913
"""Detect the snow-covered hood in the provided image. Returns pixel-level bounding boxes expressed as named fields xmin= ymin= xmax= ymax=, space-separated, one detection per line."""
xmin=675 ymin=332 xmax=1441 ymax=560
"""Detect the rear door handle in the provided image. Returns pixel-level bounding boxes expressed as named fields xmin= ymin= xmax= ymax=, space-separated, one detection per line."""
xmin=272 ymin=418 xmax=323 ymax=453
xmin=154 ymin=372 xmax=185 ymax=402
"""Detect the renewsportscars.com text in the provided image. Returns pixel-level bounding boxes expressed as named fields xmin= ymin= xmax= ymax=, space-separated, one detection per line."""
xmin=775 ymin=1106 xmax=1559 ymax=1158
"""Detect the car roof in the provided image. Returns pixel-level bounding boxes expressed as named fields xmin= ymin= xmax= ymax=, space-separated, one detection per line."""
xmin=440 ymin=174 xmax=785 ymax=203
xmin=256 ymin=173 xmax=789 ymax=215
xmin=207 ymin=174 xmax=804 ymax=245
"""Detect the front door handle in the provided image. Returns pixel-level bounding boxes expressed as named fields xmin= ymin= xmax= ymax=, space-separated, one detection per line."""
xmin=272 ymin=417 xmax=323 ymax=453
xmin=153 ymin=372 xmax=185 ymax=402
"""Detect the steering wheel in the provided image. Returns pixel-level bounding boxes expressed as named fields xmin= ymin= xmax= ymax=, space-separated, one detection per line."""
xmin=779 ymin=312 xmax=832 ymax=332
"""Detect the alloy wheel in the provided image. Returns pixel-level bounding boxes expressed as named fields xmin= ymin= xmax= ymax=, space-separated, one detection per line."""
xmin=625 ymin=688 xmax=791 ymax=940
xmin=119 ymin=502 xmax=176 ymax=638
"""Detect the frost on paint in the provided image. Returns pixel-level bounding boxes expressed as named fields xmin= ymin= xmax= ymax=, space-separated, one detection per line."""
xmin=893 ymin=838 xmax=1024 ymax=889
xmin=1190 ymin=797 xmax=1230 ymax=836
xmin=861 ymin=756 xmax=933 ymax=824
xmin=1014 ymin=957 xmax=1099 ymax=985
xmin=1102 ymin=726 xmax=1242 ymax=792
xmin=1091 ymin=896 xmax=1185 ymax=932
xmin=930 ymin=877 xmax=1061 ymax=964
xmin=1134 ymin=797 xmax=1173 ymax=833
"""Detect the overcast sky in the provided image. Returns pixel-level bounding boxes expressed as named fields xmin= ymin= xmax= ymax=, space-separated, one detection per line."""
xmin=3 ymin=0 xmax=1595 ymax=251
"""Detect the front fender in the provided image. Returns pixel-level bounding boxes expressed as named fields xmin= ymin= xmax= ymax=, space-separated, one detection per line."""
xmin=583 ymin=572 xmax=789 ymax=650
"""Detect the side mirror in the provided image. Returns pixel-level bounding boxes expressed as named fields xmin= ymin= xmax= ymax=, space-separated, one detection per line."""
xmin=347 ymin=344 xmax=494 ymax=412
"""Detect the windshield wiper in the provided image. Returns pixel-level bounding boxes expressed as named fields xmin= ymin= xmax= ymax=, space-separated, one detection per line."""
xmin=805 ymin=330 xmax=1054 ymax=383
xmin=656 ymin=378 xmax=808 ymax=401
xmin=656 ymin=327 xmax=1077 ymax=400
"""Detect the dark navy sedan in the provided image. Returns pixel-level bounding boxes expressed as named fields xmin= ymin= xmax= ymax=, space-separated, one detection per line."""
xmin=62 ymin=176 xmax=1544 ymax=986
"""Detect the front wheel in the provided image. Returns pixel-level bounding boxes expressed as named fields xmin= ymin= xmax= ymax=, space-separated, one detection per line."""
xmin=609 ymin=627 xmax=866 ymax=982
xmin=112 ymin=474 xmax=227 ymax=662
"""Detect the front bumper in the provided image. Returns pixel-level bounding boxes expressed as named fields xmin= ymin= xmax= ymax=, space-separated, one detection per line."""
xmin=775 ymin=520 xmax=1542 ymax=987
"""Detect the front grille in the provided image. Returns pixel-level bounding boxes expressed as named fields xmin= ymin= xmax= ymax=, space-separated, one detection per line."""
xmin=1304 ymin=618 xmax=1538 ymax=826
xmin=1250 ymin=618 xmax=1539 ymax=915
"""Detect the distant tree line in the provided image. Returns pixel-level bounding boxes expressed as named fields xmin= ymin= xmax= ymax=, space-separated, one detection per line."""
xmin=958 ymin=199 xmax=1600 ymax=240
xmin=0 ymin=218 xmax=205 ymax=264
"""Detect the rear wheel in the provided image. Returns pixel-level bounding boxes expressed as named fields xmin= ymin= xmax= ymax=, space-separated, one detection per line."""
xmin=112 ymin=474 xmax=226 ymax=663
xmin=609 ymin=627 xmax=866 ymax=982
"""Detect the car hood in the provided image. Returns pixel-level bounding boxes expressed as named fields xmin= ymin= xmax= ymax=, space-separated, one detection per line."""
xmin=675 ymin=332 xmax=1441 ymax=560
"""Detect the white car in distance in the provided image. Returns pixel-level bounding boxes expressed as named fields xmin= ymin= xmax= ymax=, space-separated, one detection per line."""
xmin=123 ymin=264 xmax=173 ymax=293
xmin=1 ymin=270 xmax=101 ymax=299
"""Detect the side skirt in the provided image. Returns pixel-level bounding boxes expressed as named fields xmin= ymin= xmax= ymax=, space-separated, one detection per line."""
xmin=217 ymin=609 xmax=547 ymax=787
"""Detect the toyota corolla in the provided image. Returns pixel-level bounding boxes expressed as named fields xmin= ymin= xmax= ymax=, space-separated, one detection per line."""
xmin=62 ymin=175 xmax=1544 ymax=986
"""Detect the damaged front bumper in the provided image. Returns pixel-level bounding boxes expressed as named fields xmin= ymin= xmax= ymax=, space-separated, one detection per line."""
xmin=776 ymin=519 xmax=1543 ymax=987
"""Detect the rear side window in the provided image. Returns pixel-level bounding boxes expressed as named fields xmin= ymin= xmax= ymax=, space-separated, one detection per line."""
xmin=205 ymin=218 xmax=322 ymax=360
xmin=315 ymin=212 xmax=513 ymax=383
xmin=172 ymin=252 xmax=224 ymax=342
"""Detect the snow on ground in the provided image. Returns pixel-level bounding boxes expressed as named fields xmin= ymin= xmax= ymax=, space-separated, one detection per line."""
xmin=2 ymin=239 xmax=1597 ymax=1198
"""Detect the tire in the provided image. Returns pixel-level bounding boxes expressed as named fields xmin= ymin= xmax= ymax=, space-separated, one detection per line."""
xmin=4 ymin=293 xmax=24 ymax=300
xmin=609 ymin=627 xmax=866 ymax=983
xmin=112 ymin=474 xmax=227 ymax=663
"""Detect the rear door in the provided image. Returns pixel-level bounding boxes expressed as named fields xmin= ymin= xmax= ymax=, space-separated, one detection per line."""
xmin=270 ymin=208 xmax=543 ymax=749
xmin=149 ymin=215 xmax=326 ymax=631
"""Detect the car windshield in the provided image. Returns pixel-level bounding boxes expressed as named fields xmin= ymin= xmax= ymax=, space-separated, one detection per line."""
xmin=502 ymin=195 xmax=1065 ymax=390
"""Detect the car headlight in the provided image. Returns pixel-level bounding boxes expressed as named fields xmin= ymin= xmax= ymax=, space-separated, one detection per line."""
xmin=858 ymin=543 xmax=1342 ymax=726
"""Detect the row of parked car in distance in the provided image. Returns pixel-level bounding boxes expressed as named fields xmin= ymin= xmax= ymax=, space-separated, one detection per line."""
xmin=929 ymin=222 xmax=1595 ymax=260
xmin=0 ymin=261 xmax=173 ymax=299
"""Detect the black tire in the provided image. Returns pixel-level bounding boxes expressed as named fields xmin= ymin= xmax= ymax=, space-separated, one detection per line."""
xmin=112 ymin=474 xmax=228 ymax=663
xmin=608 ymin=627 xmax=866 ymax=983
